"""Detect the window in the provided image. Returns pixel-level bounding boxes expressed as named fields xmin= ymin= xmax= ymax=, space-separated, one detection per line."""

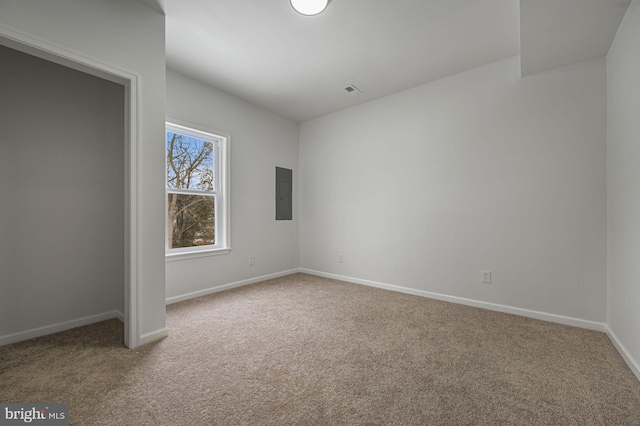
xmin=166 ymin=121 xmax=229 ymax=258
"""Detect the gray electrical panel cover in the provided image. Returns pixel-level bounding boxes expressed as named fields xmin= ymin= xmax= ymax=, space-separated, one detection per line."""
xmin=276 ymin=167 xmax=292 ymax=220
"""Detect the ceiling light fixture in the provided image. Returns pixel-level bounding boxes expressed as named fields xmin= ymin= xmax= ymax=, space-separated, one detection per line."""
xmin=290 ymin=0 xmax=328 ymax=16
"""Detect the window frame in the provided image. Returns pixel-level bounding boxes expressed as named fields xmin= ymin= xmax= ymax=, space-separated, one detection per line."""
xmin=165 ymin=120 xmax=230 ymax=261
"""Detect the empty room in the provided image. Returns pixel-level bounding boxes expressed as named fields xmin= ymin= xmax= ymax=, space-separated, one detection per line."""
xmin=1 ymin=0 xmax=639 ymax=424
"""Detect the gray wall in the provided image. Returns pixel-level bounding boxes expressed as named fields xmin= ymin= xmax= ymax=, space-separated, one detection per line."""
xmin=0 ymin=45 xmax=124 ymax=336
xmin=299 ymin=55 xmax=607 ymax=324
xmin=165 ymin=69 xmax=299 ymax=302
xmin=1 ymin=0 xmax=167 ymax=345
xmin=607 ymin=0 xmax=640 ymax=378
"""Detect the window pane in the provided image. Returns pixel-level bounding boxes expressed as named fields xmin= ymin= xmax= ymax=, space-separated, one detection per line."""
xmin=167 ymin=193 xmax=215 ymax=248
xmin=167 ymin=131 xmax=215 ymax=191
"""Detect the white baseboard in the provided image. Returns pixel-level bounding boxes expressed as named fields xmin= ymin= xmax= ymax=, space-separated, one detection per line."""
xmin=140 ymin=327 xmax=169 ymax=345
xmin=605 ymin=326 xmax=640 ymax=382
xmin=165 ymin=269 xmax=300 ymax=305
xmin=0 ymin=310 xmax=124 ymax=347
xmin=300 ymin=269 xmax=607 ymax=332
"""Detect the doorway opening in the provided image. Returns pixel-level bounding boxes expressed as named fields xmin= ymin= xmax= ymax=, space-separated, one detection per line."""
xmin=0 ymin=27 xmax=140 ymax=348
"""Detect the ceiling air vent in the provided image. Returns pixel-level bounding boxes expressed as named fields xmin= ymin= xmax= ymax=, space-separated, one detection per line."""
xmin=345 ymin=84 xmax=362 ymax=96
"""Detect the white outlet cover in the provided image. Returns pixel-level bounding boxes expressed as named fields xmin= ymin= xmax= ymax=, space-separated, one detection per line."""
xmin=481 ymin=271 xmax=491 ymax=283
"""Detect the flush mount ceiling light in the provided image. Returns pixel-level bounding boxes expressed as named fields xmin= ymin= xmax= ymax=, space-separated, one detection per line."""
xmin=290 ymin=0 xmax=328 ymax=16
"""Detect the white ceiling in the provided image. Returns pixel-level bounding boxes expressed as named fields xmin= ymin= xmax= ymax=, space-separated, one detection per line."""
xmin=520 ymin=0 xmax=631 ymax=76
xmin=139 ymin=0 xmax=630 ymax=122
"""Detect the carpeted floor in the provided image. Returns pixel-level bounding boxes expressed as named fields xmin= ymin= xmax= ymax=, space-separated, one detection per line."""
xmin=1 ymin=273 xmax=639 ymax=425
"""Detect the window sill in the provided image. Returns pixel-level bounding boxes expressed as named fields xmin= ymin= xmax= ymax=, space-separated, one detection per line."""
xmin=165 ymin=247 xmax=231 ymax=262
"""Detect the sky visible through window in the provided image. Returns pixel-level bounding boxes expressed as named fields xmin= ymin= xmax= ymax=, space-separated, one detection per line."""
xmin=166 ymin=131 xmax=214 ymax=191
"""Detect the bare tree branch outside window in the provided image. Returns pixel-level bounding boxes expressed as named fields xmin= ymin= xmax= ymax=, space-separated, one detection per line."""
xmin=166 ymin=131 xmax=215 ymax=249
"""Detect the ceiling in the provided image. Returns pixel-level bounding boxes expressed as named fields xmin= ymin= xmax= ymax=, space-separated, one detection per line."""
xmin=139 ymin=0 xmax=630 ymax=122
xmin=520 ymin=0 xmax=631 ymax=76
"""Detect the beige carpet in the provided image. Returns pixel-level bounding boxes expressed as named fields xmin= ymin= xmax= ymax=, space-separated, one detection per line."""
xmin=1 ymin=273 xmax=639 ymax=425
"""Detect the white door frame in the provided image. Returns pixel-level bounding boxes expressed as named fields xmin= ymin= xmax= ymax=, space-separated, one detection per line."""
xmin=0 ymin=24 xmax=141 ymax=348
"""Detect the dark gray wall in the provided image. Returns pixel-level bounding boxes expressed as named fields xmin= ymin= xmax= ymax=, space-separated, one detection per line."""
xmin=0 ymin=45 xmax=124 ymax=336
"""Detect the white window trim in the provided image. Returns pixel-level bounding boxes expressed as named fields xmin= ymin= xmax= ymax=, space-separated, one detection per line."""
xmin=165 ymin=119 xmax=231 ymax=261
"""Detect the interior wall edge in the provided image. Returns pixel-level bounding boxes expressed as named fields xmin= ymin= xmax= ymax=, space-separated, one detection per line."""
xmin=139 ymin=327 xmax=169 ymax=346
xmin=0 ymin=311 xmax=123 ymax=347
xmin=299 ymin=268 xmax=607 ymax=333
xmin=165 ymin=269 xmax=301 ymax=305
xmin=605 ymin=326 xmax=640 ymax=383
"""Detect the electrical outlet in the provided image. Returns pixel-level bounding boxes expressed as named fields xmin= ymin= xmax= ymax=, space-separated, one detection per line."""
xmin=338 ymin=253 xmax=344 ymax=263
xmin=249 ymin=255 xmax=255 ymax=266
xmin=481 ymin=270 xmax=491 ymax=284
